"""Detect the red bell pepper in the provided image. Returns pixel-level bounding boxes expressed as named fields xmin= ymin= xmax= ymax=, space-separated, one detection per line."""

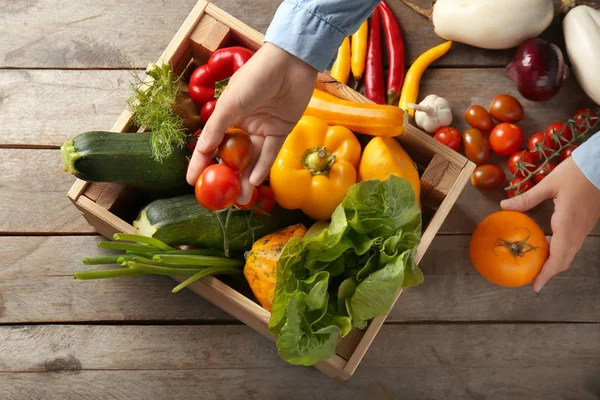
xmin=188 ymin=46 xmax=255 ymax=122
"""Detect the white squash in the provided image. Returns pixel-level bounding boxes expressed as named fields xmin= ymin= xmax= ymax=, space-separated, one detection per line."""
xmin=409 ymin=95 xmax=453 ymax=134
xmin=563 ymin=4 xmax=600 ymax=106
xmin=401 ymin=0 xmax=554 ymax=50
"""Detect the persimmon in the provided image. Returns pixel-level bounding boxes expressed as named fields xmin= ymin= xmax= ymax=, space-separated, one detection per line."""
xmin=470 ymin=211 xmax=548 ymax=287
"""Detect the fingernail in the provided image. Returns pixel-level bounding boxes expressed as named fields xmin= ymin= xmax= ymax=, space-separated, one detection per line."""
xmin=501 ymin=199 xmax=515 ymax=210
xmin=533 ymin=282 xmax=543 ymax=293
xmin=197 ymin=136 xmax=207 ymax=151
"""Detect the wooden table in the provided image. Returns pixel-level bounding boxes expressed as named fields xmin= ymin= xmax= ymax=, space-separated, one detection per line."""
xmin=1 ymin=1 xmax=598 ymax=398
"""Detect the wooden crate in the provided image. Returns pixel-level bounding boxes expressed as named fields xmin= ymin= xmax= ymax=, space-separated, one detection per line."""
xmin=67 ymin=0 xmax=475 ymax=381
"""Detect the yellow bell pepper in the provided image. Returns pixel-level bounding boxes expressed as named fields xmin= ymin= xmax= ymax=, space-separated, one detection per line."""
xmin=358 ymin=137 xmax=421 ymax=205
xmin=331 ymin=37 xmax=351 ymax=84
xmin=270 ymin=115 xmax=361 ymax=221
xmin=399 ymin=41 xmax=452 ymax=117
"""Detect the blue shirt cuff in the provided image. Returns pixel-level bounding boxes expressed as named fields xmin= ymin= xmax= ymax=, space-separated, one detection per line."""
xmin=573 ymin=132 xmax=600 ymax=189
xmin=265 ymin=1 xmax=346 ymax=71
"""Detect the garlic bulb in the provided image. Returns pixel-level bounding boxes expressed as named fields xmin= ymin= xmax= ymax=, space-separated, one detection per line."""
xmin=563 ymin=4 xmax=600 ymax=105
xmin=409 ymin=94 xmax=453 ymax=133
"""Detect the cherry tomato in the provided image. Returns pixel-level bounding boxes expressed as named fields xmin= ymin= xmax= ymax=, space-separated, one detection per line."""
xmin=470 ymin=165 xmax=505 ymax=190
xmin=507 ymin=177 xmax=534 ymax=198
xmin=200 ymin=100 xmax=217 ymax=126
xmin=490 ymin=123 xmax=524 ymax=156
xmin=507 ymin=150 xmax=538 ymax=178
xmin=462 ymin=128 xmax=490 ymax=165
xmin=255 ymin=185 xmax=276 ymax=215
xmin=433 ymin=127 xmax=462 ymax=152
xmin=217 ymin=128 xmax=253 ymax=172
xmin=188 ymin=129 xmax=202 ymax=152
xmin=533 ymin=162 xmax=556 ymax=183
xmin=527 ymin=132 xmax=555 ymax=160
xmin=489 ymin=94 xmax=524 ymax=123
xmin=195 ymin=164 xmax=241 ymax=210
xmin=560 ymin=145 xmax=578 ymax=162
xmin=470 ymin=211 xmax=548 ymax=287
xmin=464 ymin=105 xmax=494 ymax=132
xmin=545 ymin=122 xmax=573 ymax=145
xmin=573 ymin=108 xmax=597 ymax=133
xmin=235 ymin=187 xmax=259 ymax=210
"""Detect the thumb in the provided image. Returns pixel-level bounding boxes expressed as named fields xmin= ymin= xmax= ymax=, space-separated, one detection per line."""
xmin=500 ymin=178 xmax=553 ymax=212
xmin=197 ymin=97 xmax=239 ymax=153
xmin=185 ymin=96 xmax=241 ymax=186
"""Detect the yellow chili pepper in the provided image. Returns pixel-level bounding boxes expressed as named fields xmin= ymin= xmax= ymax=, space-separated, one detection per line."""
xmin=399 ymin=41 xmax=452 ymax=117
xmin=330 ymin=37 xmax=351 ymax=85
xmin=351 ymin=20 xmax=368 ymax=81
xmin=270 ymin=115 xmax=361 ymax=221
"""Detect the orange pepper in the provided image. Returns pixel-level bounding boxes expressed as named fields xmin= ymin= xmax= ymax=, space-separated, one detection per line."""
xmin=304 ymin=89 xmax=408 ymax=137
xmin=270 ymin=116 xmax=361 ymax=221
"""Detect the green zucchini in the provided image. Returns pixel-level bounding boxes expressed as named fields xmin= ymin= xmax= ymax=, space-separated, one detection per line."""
xmin=61 ymin=131 xmax=191 ymax=196
xmin=133 ymin=195 xmax=305 ymax=252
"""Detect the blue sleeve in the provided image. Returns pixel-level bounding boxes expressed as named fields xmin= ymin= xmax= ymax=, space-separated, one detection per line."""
xmin=573 ymin=132 xmax=600 ymax=189
xmin=264 ymin=0 xmax=380 ymax=71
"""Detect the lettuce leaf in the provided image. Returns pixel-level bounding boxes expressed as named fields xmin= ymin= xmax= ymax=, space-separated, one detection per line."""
xmin=268 ymin=176 xmax=422 ymax=365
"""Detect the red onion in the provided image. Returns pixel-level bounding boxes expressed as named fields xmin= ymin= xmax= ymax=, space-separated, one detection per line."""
xmin=505 ymin=39 xmax=569 ymax=102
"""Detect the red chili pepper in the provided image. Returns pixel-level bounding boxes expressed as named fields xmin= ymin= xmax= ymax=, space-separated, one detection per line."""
xmin=188 ymin=46 xmax=254 ymax=109
xmin=378 ymin=1 xmax=405 ymax=105
xmin=365 ymin=7 xmax=385 ymax=105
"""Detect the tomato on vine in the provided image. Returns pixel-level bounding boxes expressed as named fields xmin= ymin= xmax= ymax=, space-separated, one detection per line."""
xmin=508 ymin=150 xmax=537 ymax=178
xmin=217 ymin=128 xmax=253 ymax=172
xmin=507 ymin=177 xmax=534 ymax=198
xmin=255 ymin=185 xmax=276 ymax=215
xmin=234 ymin=187 xmax=259 ymax=210
xmin=545 ymin=122 xmax=573 ymax=145
xmin=195 ymin=164 xmax=241 ymax=210
xmin=470 ymin=211 xmax=548 ymax=287
xmin=573 ymin=108 xmax=597 ymax=133
xmin=527 ymin=132 xmax=555 ymax=160
xmin=533 ymin=162 xmax=556 ymax=183
xmin=560 ymin=145 xmax=578 ymax=162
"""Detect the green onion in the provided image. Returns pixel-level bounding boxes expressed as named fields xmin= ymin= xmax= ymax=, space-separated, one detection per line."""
xmin=113 ymin=233 xmax=174 ymax=251
xmin=164 ymin=248 xmax=227 ymax=257
xmin=153 ymin=254 xmax=244 ymax=268
xmin=172 ymin=266 xmax=241 ymax=293
xmin=74 ymin=269 xmax=147 ymax=280
xmin=82 ymin=256 xmax=121 ymax=265
xmin=97 ymin=241 xmax=157 ymax=253
xmin=126 ymin=261 xmax=205 ymax=276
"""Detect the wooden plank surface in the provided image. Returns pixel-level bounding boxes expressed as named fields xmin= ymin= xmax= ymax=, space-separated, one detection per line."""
xmin=0 ymin=70 xmax=137 ymax=147
xmin=0 ymin=0 xmax=573 ymax=69
xmin=1 ymin=235 xmax=597 ymax=324
xmin=0 ymin=324 xmax=598 ymax=399
xmin=0 ymin=149 xmax=94 ymax=233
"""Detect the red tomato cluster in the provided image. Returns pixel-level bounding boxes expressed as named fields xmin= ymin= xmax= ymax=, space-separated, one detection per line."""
xmin=194 ymin=128 xmax=276 ymax=213
xmin=430 ymin=94 xmax=594 ymax=199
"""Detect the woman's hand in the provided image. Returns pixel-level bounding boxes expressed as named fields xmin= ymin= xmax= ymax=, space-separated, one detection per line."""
xmin=500 ymin=157 xmax=600 ymax=292
xmin=186 ymin=43 xmax=318 ymax=204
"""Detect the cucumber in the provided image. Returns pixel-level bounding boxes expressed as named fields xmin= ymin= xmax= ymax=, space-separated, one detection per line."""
xmin=133 ymin=195 xmax=305 ymax=252
xmin=61 ymin=131 xmax=191 ymax=196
